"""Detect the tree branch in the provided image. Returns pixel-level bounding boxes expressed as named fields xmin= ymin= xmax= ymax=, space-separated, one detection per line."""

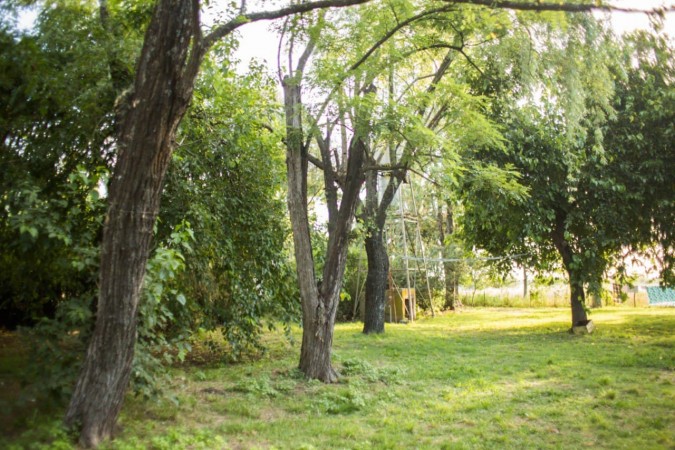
xmin=345 ymin=5 xmax=458 ymax=74
xmin=364 ymin=163 xmax=408 ymax=172
xmin=297 ymin=37 xmax=316 ymax=76
xmin=444 ymin=0 xmax=675 ymax=14
xmin=204 ymin=0 xmax=374 ymax=50
xmin=307 ymin=153 xmax=325 ymax=170
xmin=408 ymin=167 xmax=441 ymax=187
xmin=204 ymin=0 xmax=672 ymax=52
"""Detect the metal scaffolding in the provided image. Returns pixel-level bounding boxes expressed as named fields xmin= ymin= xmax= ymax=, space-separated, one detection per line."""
xmin=385 ymin=176 xmax=436 ymax=320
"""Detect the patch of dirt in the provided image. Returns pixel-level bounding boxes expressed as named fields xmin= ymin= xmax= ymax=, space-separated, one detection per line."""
xmin=201 ymin=387 xmax=228 ymax=396
xmin=259 ymin=407 xmax=281 ymax=422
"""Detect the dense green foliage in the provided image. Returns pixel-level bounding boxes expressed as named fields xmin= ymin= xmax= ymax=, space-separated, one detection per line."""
xmin=0 ymin=2 xmax=123 ymax=327
xmin=0 ymin=0 xmax=138 ymax=402
xmin=0 ymin=2 xmax=298 ymax=403
xmin=1 ymin=0 xmax=673 ymax=446
xmin=601 ymin=30 xmax=675 ymax=285
xmin=460 ymin=18 xmax=674 ymax=303
xmin=158 ymin=53 xmax=299 ymax=359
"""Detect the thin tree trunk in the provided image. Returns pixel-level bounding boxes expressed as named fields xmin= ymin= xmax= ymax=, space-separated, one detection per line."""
xmin=438 ymin=201 xmax=457 ymax=310
xmin=65 ymin=1 xmax=202 ymax=446
xmin=443 ymin=261 xmax=457 ymax=310
xmin=282 ymin=74 xmax=326 ymax=379
xmin=591 ymin=292 xmax=602 ymax=308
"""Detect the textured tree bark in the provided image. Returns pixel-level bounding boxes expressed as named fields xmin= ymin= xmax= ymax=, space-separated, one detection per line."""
xmin=64 ymin=0 xmax=203 ymax=446
xmin=298 ymin=292 xmax=339 ymax=382
xmin=551 ymin=212 xmax=589 ymax=329
xmin=362 ymin=168 xmax=390 ymax=334
xmin=283 ymin=74 xmax=333 ymax=381
xmin=291 ymin=157 xmax=365 ymax=379
xmin=360 ymin=155 xmax=405 ymax=332
xmin=568 ymin=276 xmax=588 ymax=326
xmin=363 ymin=229 xmax=388 ymax=334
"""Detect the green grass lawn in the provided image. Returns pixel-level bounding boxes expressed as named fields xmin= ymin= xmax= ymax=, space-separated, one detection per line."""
xmin=2 ymin=307 xmax=674 ymax=449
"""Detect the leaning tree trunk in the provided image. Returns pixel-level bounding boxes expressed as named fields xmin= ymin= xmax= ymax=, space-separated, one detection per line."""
xmin=65 ymin=1 xmax=202 ymax=446
xmin=363 ymin=228 xmax=389 ymax=334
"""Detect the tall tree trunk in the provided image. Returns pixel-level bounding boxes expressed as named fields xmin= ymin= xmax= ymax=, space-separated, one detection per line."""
xmin=301 ymin=214 xmax=358 ymax=381
xmin=362 ymin=167 xmax=389 ymax=334
xmin=359 ymin=50 xmax=456 ymax=329
xmin=361 ymin=166 xmax=404 ymax=332
xmin=283 ymin=67 xmax=366 ymax=381
xmin=65 ymin=1 xmax=202 ymax=446
xmin=283 ymin=73 xmax=331 ymax=382
xmin=443 ymin=261 xmax=457 ymax=310
xmin=438 ymin=201 xmax=457 ymax=310
xmin=591 ymin=292 xmax=602 ymax=308
xmin=551 ymin=211 xmax=588 ymax=328
xmin=363 ymin=229 xmax=388 ymax=333
xmin=293 ymin=154 xmax=364 ymax=380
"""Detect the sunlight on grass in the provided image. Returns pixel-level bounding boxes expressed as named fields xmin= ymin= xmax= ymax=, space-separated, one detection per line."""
xmin=2 ymin=307 xmax=674 ymax=449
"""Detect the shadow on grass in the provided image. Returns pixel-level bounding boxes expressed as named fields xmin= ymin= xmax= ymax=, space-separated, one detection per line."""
xmin=2 ymin=308 xmax=674 ymax=449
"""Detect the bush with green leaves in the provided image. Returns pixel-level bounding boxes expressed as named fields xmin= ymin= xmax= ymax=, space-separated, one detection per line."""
xmin=21 ymin=216 xmax=194 ymax=404
xmin=158 ymin=52 xmax=301 ymax=359
xmin=3 ymin=3 xmax=300 ymax=407
xmin=0 ymin=1 xmax=141 ymax=327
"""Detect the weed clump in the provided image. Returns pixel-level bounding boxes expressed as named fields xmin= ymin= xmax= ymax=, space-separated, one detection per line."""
xmin=315 ymin=387 xmax=366 ymax=414
xmin=340 ymin=358 xmax=406 ymax=384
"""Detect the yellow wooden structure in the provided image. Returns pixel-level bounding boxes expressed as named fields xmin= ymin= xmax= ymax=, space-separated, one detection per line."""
xmin=385 ymin=288 xmax=416 ymax=322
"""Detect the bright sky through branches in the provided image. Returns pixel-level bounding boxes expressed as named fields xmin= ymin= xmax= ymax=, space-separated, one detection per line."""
xmin=231 ymin=0 xmax=674 ymax=71
xmin=13 ymin=1 xmax=675 ymax=71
